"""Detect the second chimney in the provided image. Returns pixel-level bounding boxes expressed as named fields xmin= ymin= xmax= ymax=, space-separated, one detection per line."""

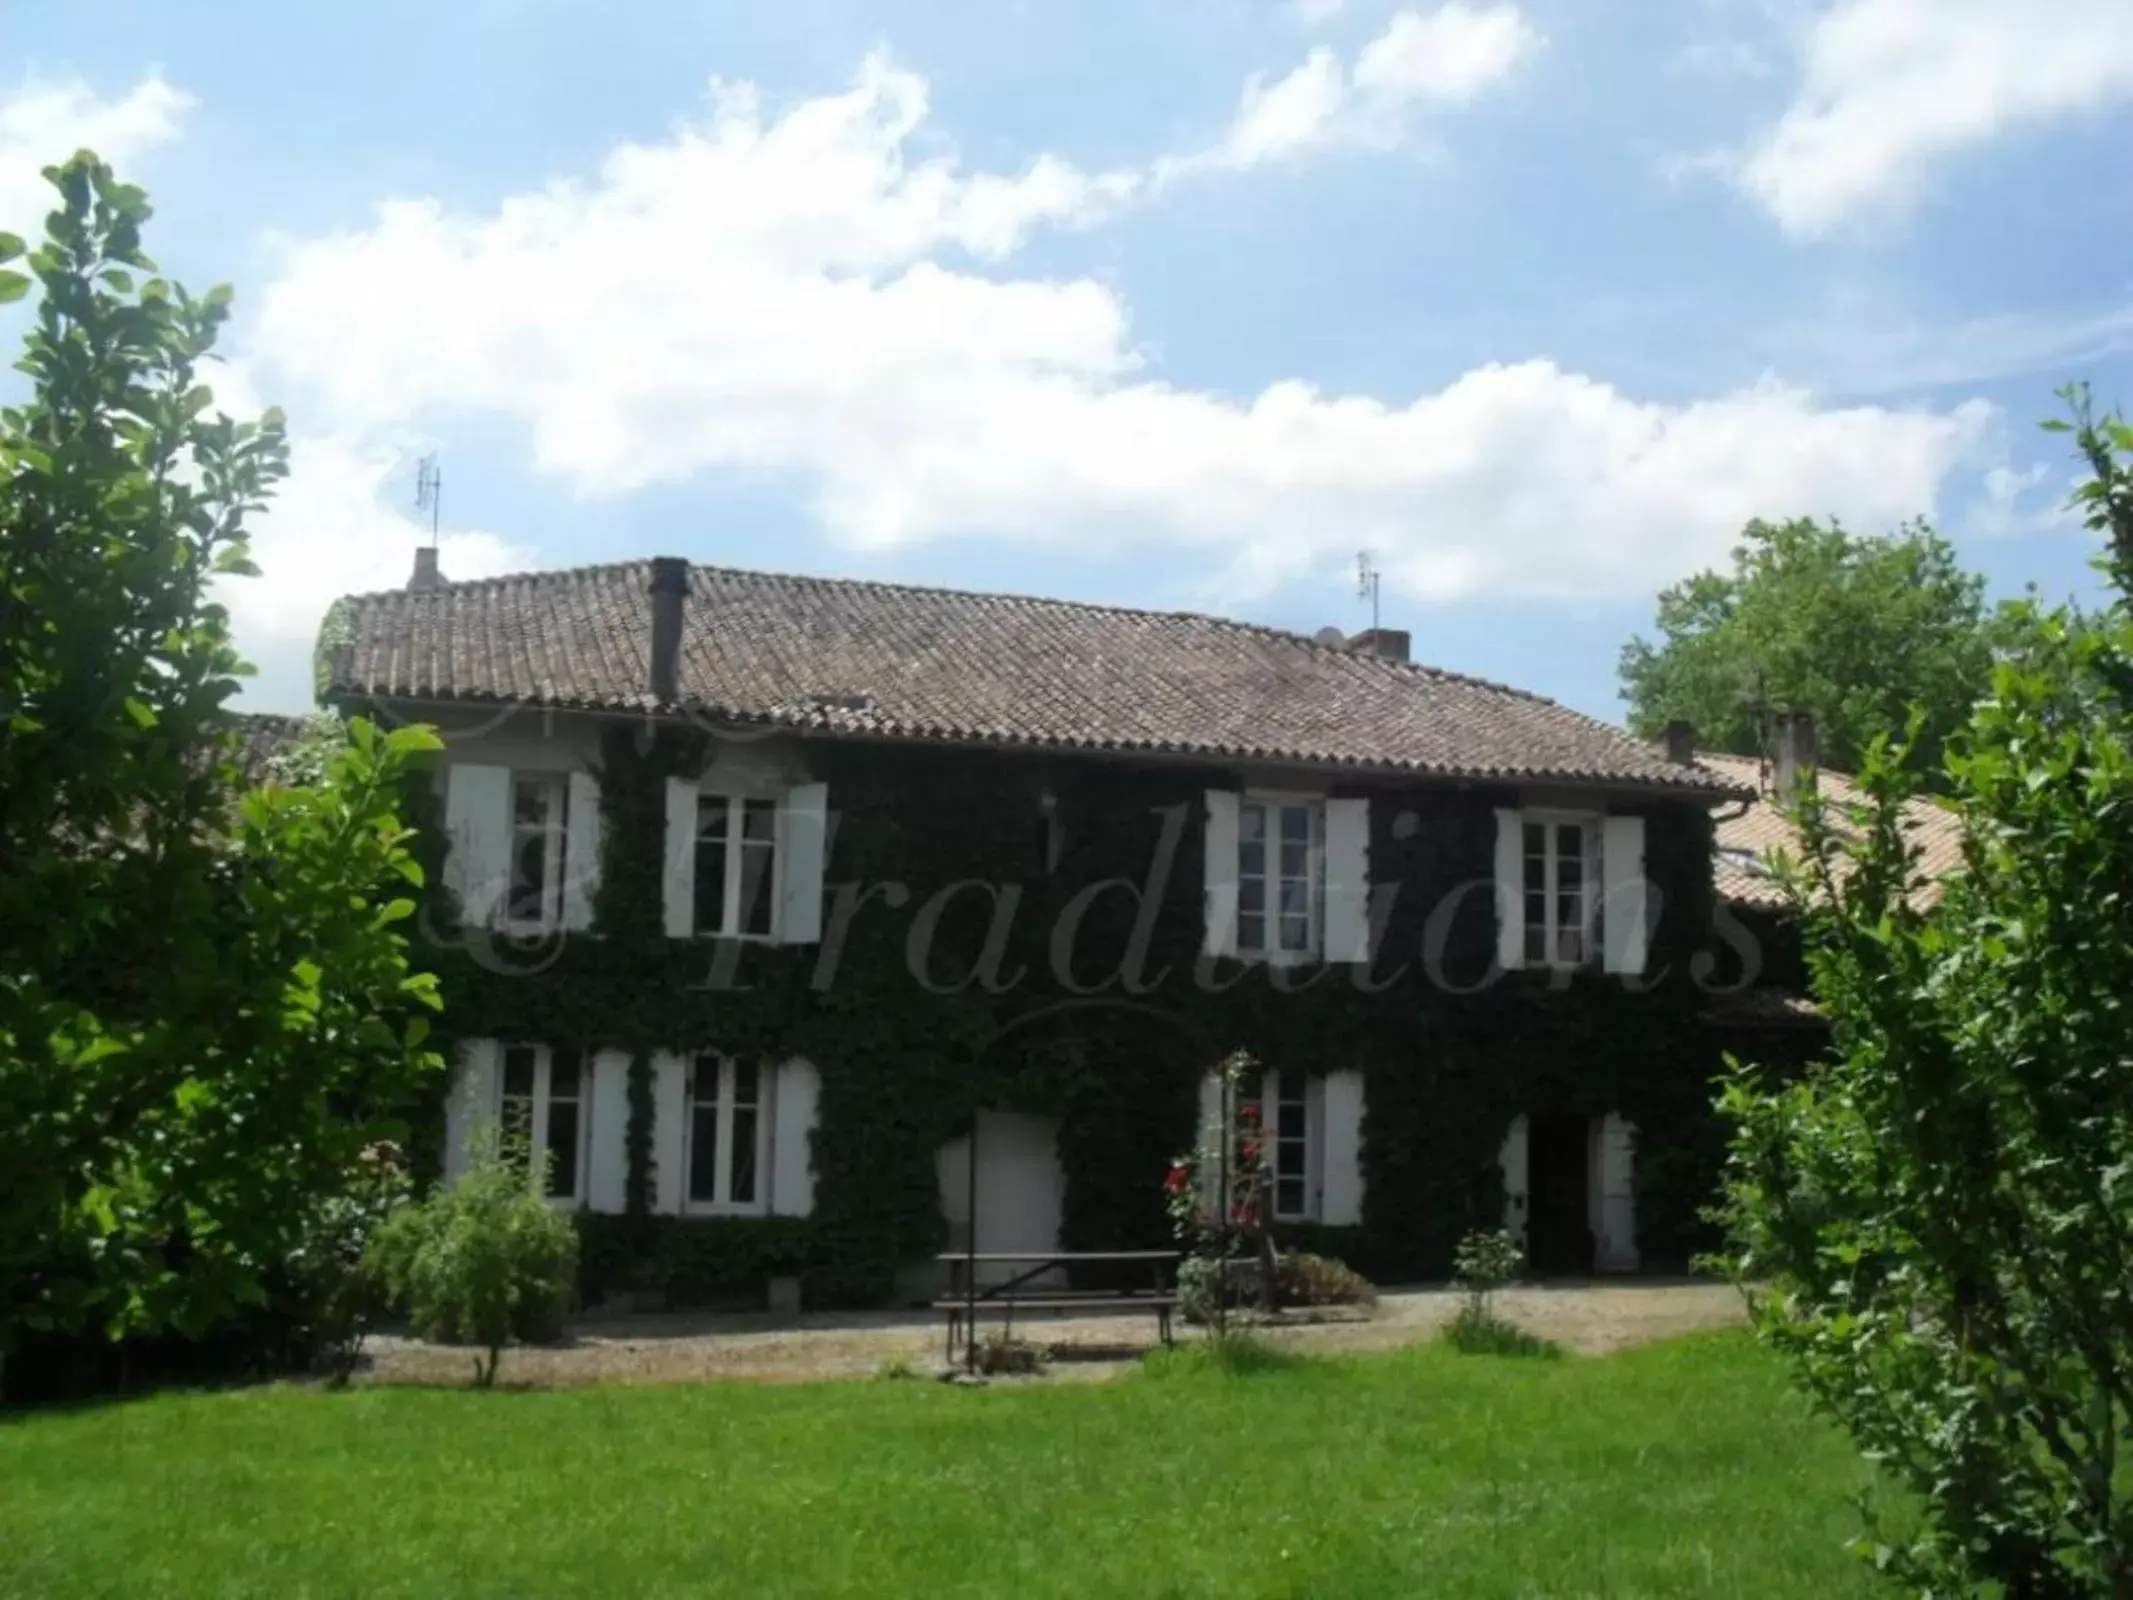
xmin=1773 ymin=710 xmax=1817 ymax=797
xmin=1663 ymin=719 xmax=1696 ymax=765
xmin=1348 ymin=627 xmax=1412 ymax=664
xmin=408 ymin=545 xmax=446 ymax=592
xmin=648 ymin=556 xmax=688 ymax=705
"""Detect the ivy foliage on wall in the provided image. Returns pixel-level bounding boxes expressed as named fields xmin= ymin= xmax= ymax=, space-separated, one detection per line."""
xmin=401 ymin=710 xmax=1734 ymax=1304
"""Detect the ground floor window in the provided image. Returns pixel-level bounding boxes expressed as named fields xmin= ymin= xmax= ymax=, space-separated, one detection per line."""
xmin=686 ymin=1054 xmax=768 ymax=1213
xmin=499 ymin=1042 xmax=586 ymax=1201
xmin=1251 ymin=1070 xmax=1315 ymax=1222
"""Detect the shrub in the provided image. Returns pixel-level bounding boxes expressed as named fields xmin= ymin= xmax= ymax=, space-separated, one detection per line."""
xmin=365 ymin=1146 xmax=578 ymax=1386
xmin=286 ymin=1143 xmax=410 ymax=1385
xmin=1178 ymin=1251 xmax=1375 ymax=1324
xmin=1451 ymin=1228 xmax=1522 ymax=1320
xmin=975 ymin=1332 xmax=1044 ymax=1376
xmin=1143 ymin=1332 xmax=1303 ymax=1378
xmin=1274 ymin=1252 xmax=1377 ymax=1309
xmin=1442 ymin=1304 xmax=1560 ymax=1359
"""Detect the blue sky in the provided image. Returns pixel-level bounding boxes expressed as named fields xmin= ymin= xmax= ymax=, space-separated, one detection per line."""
xmin=6 ymin=0 xmax=2130 ymax=718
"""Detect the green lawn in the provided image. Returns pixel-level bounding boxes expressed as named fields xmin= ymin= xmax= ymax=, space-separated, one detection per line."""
xmin=0 ymin=1331 xmax=1895 ymax=1599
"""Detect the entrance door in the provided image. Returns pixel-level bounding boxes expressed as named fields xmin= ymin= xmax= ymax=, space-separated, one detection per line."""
xmin=1526 ymin=1113 xmax=1593 ymax=1276
xmin=937 ymin=1111 xmax=1066 ymax=1288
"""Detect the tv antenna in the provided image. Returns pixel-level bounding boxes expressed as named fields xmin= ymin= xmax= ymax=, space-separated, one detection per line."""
xmin=414 ymin=454 xmax=442 ymax=545
xmin=1356 ymin=549 xmax=1380 ymax=632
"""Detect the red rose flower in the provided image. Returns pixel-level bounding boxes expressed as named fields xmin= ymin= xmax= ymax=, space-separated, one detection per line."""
xmin=1163 ymin=1163 xmax=1191 ymax=1193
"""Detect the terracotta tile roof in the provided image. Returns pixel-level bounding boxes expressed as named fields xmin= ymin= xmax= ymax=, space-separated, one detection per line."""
xmin=324 ymin=560 xmax=1747 ymax=795
xmin=1700 ymin=752 xmax=1965 ymax=909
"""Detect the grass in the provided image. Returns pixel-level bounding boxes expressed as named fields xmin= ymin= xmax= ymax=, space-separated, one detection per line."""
xmin=0 ymin=1330 xmax=1899 ymax=1599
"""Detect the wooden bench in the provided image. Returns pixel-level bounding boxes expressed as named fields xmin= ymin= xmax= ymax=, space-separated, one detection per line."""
xmin=935 ymin=1251 xmax=1180 ymax=1366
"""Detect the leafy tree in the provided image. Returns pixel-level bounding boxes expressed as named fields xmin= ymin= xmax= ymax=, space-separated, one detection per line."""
xmin=1619 ymin=516 xmax=2015 ymax=776
xmin=1713 ymin=390 xmax=2133 ymax=1595
xmin=0 ymin=154 xmax=443 ymax=1388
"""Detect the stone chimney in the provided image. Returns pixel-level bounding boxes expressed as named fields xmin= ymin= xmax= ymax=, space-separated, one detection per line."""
xmin=648 ymin=556 xmax=688 ymax=705
xmin=1348 ymin=627 xmax=1412 ymax=664
xmin=1773 ymin=710 xmax=1817 ymax=797
xmin=1663 ymin=719 xmax=1696 ymax=765
xmin=407 ymin=545 xmax=445 ymax=591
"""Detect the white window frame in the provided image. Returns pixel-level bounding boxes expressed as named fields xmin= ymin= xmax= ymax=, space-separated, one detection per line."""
xmin=1522 ymin=809 xmax=1601 ymax=970
xmin=693 ymin=791 xmax=780 ymax=941
xmin=503 ymin=773 xmax=570 ymax=935
xmin=498 ymin=1042 xmax=588 ymax=1206
xmin=1261 ymin=1069 xmax=1317 ymax=1223
xmin=683 ymin=1053 xmax=771 ymax=1215
xmin=1236 ymin=792 xmax=1325 ymax=964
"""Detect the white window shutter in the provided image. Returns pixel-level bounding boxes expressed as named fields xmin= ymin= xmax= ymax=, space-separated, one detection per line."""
xmin=444 ymin=764 xmax=512 ymax=926
xmin=1322 ymin=797 xmax=1371 ymax=964
xmin=1319 ymin=1070 xmax=1366 ymax=1227
xmin=776 ymin=782 xmax=828 ymax=945
xmin=1498 ymin=1114 xmax=1528 ymax=1241
xmin=663 ymin=778 xmax=698 ymax=939
xmin=563 ymin=771 xmax=603 ymax=931
xmin=1197 ymin=1072 xmax=1224 ymax=1208
xmin=652 ymin=1051 xmax=687 ymax=1214
xmin=1595 ymin=1113 xmax=1639 ymax=1271
xmin=1602 ymin=814 xmax=1649 ymax=976
xmin=585 ymin=1049 xmax=630 ymax=1213
xmin=1203 ymin=790 xmax=1240 ymax=959
xmin=1492 ymin=807 xmax=1524 ymax=971
xmin=444 ymin=1038 xmax=501 ymax=1182
xmin=770 ymin=1058 xmax=820 ymax=1217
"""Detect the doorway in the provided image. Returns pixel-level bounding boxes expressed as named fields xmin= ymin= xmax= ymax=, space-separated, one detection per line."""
xmin=1526 ymin=1112 xmax=1593 ymax=1275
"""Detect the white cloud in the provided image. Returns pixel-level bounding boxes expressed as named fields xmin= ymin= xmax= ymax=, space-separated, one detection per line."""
xmin=1740 ymin=0 xmax=2133 ymax=236
xmin=242 ymin=49 xmax=1994 ymax=658
xmin=0 ymin=75 xmax=194 ymax=227
xmin=1172 ymin=3 xmax=1540 ymax=172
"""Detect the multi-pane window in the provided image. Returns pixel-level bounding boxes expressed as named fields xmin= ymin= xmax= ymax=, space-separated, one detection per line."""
xmin=686 ymin=1054 xmax=766 ymax=1211
xmin=1523 ymin=815 xmax=1597 ymax=967
xmin=507 ymin=775 xmax=569 ymax=930
xmin=1265 ymin=1071 xmax=1312 ymax=1222
xmin=1238 ymin=799 xmax=1323 ymax=959
xmin=695 ymin=795 xmax=777 ymax=938
xmin=500 ymin=1043 xmax=585 ymax=1201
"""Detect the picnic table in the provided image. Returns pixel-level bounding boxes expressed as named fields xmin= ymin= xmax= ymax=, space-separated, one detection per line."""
xmin=935 ymin=1249 xmax=1181 ymax=1366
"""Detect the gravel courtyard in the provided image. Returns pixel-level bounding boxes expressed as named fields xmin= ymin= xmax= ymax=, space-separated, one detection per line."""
xmin=360 ymin=1280 xmax=1747 ymax=1387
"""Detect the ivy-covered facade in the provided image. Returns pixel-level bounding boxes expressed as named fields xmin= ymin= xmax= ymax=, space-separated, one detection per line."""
xmin=327 ymin=557 xmax=1753 ymax=1309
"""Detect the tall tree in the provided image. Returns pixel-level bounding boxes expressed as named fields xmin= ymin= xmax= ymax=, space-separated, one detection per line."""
xmin=1714 ymin=391 xmax=2133 ymax=1595
xmin=0 ymin=155 xmax=442 ymax=1385
xmin=1619 ymin=516 xmax=2003 ymax=775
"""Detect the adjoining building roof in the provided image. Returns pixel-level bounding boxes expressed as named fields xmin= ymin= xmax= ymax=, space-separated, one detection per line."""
xmin=1701 ymin=751 xmax=1965 ymax=910
xmin=322 ymin=559 xmax=1748 ymax=796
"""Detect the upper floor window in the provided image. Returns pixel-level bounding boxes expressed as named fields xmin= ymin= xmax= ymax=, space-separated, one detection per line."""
xmin=500 ymin=1042 xmax=586 ymax=1202
xmin=686 ymin=1053 xmax=767 ymax=1213
xmin=508 ymin=775 xmax=570 ymax=932
xmin=1523 ymin=813 xmax=1598 ymax=968
xmin=1238 ymin=797 xmax=1323 ymax=960
xmin=695 ymin=794 xmax=777 ymax=939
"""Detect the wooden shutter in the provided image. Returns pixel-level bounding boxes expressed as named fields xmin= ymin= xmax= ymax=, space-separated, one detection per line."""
xmin=662 ymin=778 xmax=697 ymax=939
xmin=585 ymin=1048 xmax=630 ymax=1214
xmin=1498 ymin=1114 xmax=1528 ymax=1241
xmin=1196 ymin=1072 xmax=1224 ymax=1209
xmin=1601 ymin=814 xmax=1649 ymax=976
xmin=1318 ymin=1070 xmax=1366 ymax=1227
xmin=652 ymin=1051 xmax=687 ymax=1214
xmin=1202 ymin=790 xmax=1240 ymax=959
xmin=1492 ymin=806 xmax=1524 ymax=972
xmin=770 ymin=1058 xmax=820 ymax=1217
xmin=776 ymin=782 xmax=828 ymax=945
xmin=444 ymin=1038 xmax=501 ymax=1182
xmin=444 ymin=763 xmax=511 ymax=926
xmin=563 ymin=771 xmax=603 ymax=932
xmin=1322 ymin=797 xmax=1371 ymax=964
